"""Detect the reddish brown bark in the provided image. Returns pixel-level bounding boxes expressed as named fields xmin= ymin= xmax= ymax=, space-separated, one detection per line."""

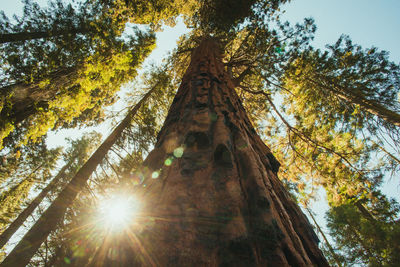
xmin=99 ymin=37 xmax=329 ymax=266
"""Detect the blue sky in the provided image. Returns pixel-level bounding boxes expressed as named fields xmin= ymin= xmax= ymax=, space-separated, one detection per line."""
xmin=282 ymin=0 xmax=400 ymax=62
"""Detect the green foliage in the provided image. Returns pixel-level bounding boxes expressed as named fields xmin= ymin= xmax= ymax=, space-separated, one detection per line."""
xmin=1 ymin=0 xmax=123 ymax=83
xmin=189 ymin=0 xmax=290 ymax=32
xmin=0 ymin=145 xmax=62 ymax=229
xmin=260 ymin=35 xmax=400 ymax=210
xmin=326 ymin=194 xmax=400 ymax=266
xmin=100 ymin=0 xmax=199 ymax=30
xmin=192 ymin=0 xmax=259 ymax=32
xmin=0 ymin=0 xmax=156 ymax=149
xmin=63 ymin=132 xmax=102 ymax=169
xmin=1 ymin=139 xmax=57 ymax=186
xmin=1 ymin=1 xmax=399 ymax=266
xmin=284 ymin=35 xmax=400 ymax=130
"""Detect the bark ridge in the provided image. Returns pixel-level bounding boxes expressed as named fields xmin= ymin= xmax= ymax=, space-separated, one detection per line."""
xmin=108 ymin=38 xmax=329 ymax=266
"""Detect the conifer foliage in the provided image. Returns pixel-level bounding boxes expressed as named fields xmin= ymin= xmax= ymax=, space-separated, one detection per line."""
xmin=0 ymin=0 xmax=399 ymax=266
xmin=0 ymin=0 xmax=156 ymax=149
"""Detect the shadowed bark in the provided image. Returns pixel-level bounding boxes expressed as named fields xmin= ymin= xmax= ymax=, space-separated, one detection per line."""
xmin=0 ymin=27 xmax=88 ymax=44
xmin=98 ymin=37 xmax=329 ymax=266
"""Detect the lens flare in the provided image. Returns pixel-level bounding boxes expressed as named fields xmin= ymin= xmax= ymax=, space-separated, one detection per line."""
xmin=97 ymin=195 xmax=140 ymax=230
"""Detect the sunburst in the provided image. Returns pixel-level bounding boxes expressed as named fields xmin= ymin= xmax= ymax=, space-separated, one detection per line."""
xmin=97 ymin=194 xmax=141 ymax=230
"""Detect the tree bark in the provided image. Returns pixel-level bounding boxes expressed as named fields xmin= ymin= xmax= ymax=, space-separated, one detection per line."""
xmin=102 ymin=37 xmax=329 ymax=266
xmin=0 ymin=86 xmax=156 ymax=267
xmin=0 ymin=160 xmax=70 ymax=249
xmin=307 ymin=77 xmax=400 ymax=127
xmin=0 ymin=67 xmax=78 ymax=126
xmin=354 ymin=201 xmax=377 ymax=224
xmin=0 ymin=27 xmax=88 ymax=44
xmin=305 ymin=207 xmax=342 ymax=267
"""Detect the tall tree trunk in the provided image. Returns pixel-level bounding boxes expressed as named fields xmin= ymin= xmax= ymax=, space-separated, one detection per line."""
xmin=0 ymin=160 xmax=70 ymax=249
xmin=0 ymin=67 xmax=78 ymax=126
xmin=354 ymin=201 xmax=377 ymax=224
xmin=107 ymin=37 xmax=329 ymax=266
xmin=0 ymin=27 xmax=88 ymax=44
xmin=305 ymin=207 xmax=342 ymax=267
xmin=0 ymin=87 xmax=156 ymax=267
xmin=307 ymin=77 xmax=400 ymax=127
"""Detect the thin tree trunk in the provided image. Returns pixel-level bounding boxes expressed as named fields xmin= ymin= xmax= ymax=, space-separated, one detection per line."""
xmin=307 ymin=77 xmax=400 ymax=127
xmin=0 ymin=86 xmax=156 ymax=267
xmin=0 ymin=161 xmax=70 ymax=249
xmin=0 ymin=27 xmax=88 ymax=44
xmin=372 ymin=140 xmax=400 ymax=165
xmin=105 ymin=37 xmax=329 ymax=266
xmin=347 ymin=223 xmax=376 ymax=263
xmin=305 ymin=207 xmax=342 ymax=267
xmin=0 ymin=67 xmax=78 ymax=126
xmin=354 ymin=201 xmax=377 ymax=224
xmin=335 ymin=87 xmax=400 ymax=127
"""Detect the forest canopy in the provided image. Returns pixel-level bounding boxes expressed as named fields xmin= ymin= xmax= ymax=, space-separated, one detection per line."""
xmin=0 ymin=0 xmax=399 ymax=266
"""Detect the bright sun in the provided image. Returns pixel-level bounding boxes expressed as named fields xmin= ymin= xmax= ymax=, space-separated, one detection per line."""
xmin=98 ymin=194 xmax=140 ymax=230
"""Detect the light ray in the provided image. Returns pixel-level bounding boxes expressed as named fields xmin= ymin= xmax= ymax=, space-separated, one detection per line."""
xmin=97 ymin=194 xmax=141 ymax=231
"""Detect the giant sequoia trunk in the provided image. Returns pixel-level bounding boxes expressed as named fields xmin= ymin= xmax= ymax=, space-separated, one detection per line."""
xmin=106 ymin=38 xmax=329 ymax=266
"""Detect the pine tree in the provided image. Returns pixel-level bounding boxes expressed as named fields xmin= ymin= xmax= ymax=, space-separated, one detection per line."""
xmin=284 ymin=35 xmax=400 ymax=127
xmin=326 ymin=192 xmax=400 ymax=266
xmin=0 ymin=145 xmax=61 ymax=229
xmin=0 ymin=81 xmax=161 ymax=266
xmin=0 ymin=0 xmax=156 ymax=149
xmin=1 ymin=0 xmax=399 ymax=265
xmin=0 ymin=132 xmax=101 ymax=250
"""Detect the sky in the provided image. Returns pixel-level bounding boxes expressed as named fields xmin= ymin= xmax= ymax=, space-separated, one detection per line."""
xmin=281 ymin=0 xmax=400 ymax=62
xmin=1 ymin=0 xmax=400 ymax=257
